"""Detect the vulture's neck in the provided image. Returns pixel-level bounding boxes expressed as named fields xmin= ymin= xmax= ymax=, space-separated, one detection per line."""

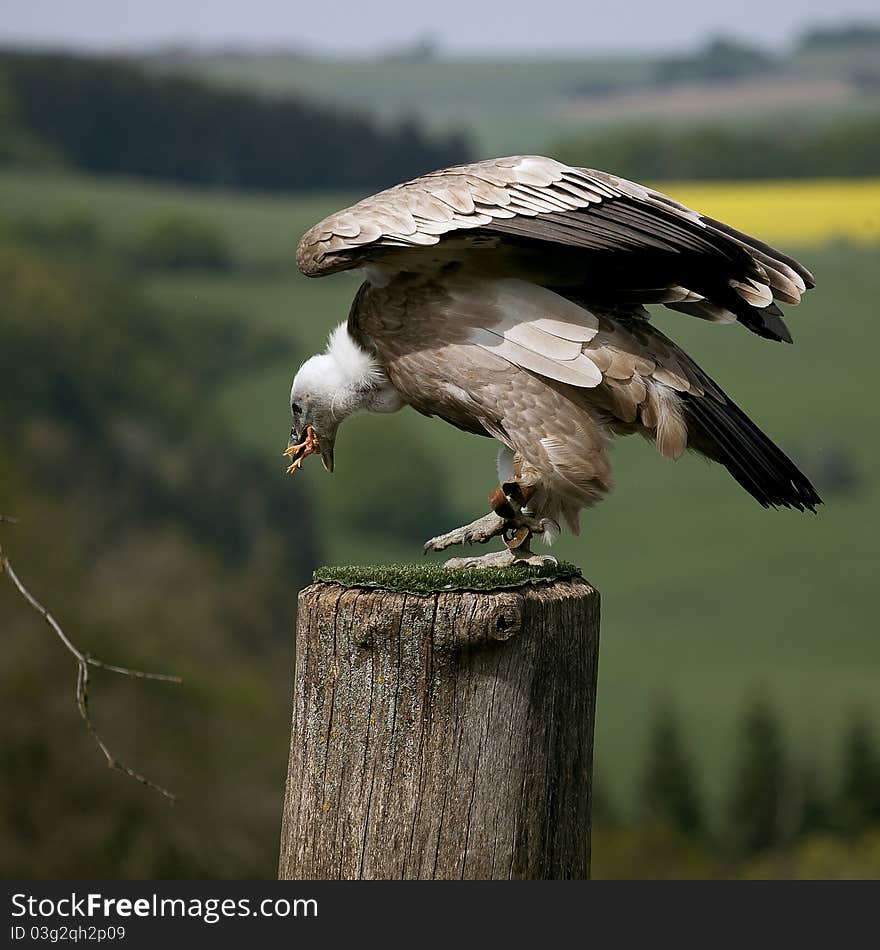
xmin=325 ymin=323 xmax=403 ymax=417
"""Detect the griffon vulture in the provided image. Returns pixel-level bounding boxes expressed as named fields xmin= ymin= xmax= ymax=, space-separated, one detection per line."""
xmin=285 ymin=156 xmax=821 ymax=567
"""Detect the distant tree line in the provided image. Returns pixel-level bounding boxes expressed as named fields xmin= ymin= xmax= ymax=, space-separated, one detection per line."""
xmin=555 ymin=113 xmax=880 ymax=181
xmin=6 ymin=204 xmax=237 ymax=273
xmin=650 ymin=26 xmax=880 ymax=87
xmin=798 ymin=22 xmax=880 ymax=51
xmin=615 ymin=696 xmax=880 ymax=859
xmin=653 ymin=37 xmax=778 ymax=86
xmin=0 ymin=51 xmax=471 ymax=191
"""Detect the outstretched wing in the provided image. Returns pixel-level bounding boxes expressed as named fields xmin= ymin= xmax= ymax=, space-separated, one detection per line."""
xmin=297 ymin=155 xmax=814 ymax=343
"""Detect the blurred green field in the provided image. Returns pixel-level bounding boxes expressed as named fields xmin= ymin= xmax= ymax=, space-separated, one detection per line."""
xmin=147 ymin=47 xmax=880 ymax=156
xmin=148 ymin=55 xmax=653 ymax=156
xmin=1 ymin=167 xmax=877 ymax=818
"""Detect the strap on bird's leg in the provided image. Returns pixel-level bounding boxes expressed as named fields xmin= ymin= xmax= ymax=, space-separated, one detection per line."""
xmin=489 ymin=482 xmax=536 ymax=550
xmin=488 ymin=486 xmax=516 ymax=519
xmin=504 ymin=526 xmax=532 ymax=551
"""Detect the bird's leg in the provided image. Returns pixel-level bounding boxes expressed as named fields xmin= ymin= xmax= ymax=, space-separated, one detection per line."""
xmin=423 ymin=481 xmax=560 ymax=568
xmin=422 ymin=511 xmax=507 ymax=554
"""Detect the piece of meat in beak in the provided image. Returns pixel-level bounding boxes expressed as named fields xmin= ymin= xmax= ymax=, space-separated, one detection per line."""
xmin=283 ymin=426 xmax=334 ymax=474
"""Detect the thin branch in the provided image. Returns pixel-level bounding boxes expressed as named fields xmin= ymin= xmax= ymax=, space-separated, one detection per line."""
xmin=1 ymin=531 xmax=182 ymax=802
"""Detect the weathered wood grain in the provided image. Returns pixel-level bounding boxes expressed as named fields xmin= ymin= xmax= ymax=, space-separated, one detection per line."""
xmin=278 ymin=577 xmax=600 ymax=880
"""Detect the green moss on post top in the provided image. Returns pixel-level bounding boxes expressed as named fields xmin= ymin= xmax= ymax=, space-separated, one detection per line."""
xmin=312 ymin=561 xmax=581 ymax=595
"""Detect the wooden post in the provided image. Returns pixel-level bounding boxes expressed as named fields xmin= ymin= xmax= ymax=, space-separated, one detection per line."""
xmin=278 ymin=576 xmax=600 ymax=880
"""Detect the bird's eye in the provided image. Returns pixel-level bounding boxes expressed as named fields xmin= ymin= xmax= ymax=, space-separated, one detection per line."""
xmin=291 ymin=402 xmax=302 ymax=415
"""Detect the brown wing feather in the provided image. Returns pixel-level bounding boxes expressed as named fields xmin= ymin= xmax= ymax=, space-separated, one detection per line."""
xmin=351 ymin=272 xmax=727 ymax=475
xmin=297 ymin=155 xmax=813 ymax=342
xmin=351 ymin=274 xmax=616 ymax=508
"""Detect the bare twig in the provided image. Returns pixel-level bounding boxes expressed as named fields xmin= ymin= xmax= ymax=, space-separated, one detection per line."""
xmin=0 ymin=525 xmax=182 ymax=802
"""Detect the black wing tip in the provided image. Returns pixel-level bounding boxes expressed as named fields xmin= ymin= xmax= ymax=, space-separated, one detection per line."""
xmin=750 ymin=316 xmax=794 ymax=344
xmin=720 ymin=292 xmax=796 ymax=344
xmin=743 ymin=464 xmax=823 ymax=513
xmin=682 ymin=391 xmax=823 ymax=514
xmin=762 ymin=303 xmax=794 ymax=344
xmin=762 ymin=482 xmax=824 ymax=513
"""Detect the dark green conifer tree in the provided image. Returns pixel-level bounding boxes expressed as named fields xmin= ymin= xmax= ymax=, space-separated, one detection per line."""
xmin=728 ymin=693 xmax=789 ymax=854
xmin=640 ymin=700 xmax=703 ymax=836
xmin=838 ymin=709 xmax=880 ymax=832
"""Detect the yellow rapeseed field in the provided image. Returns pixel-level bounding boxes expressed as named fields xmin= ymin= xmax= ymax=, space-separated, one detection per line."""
xmin=655 ymin=178 xmax=880 ymax=246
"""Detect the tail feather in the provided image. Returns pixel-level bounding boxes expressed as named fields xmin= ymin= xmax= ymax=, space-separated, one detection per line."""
xmin=682 ymin=390 xmax=822 ymax=513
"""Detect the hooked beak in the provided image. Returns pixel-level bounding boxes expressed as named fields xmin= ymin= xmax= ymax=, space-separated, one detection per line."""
xmin=320 ymin=444 xmax=334 ymax=473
